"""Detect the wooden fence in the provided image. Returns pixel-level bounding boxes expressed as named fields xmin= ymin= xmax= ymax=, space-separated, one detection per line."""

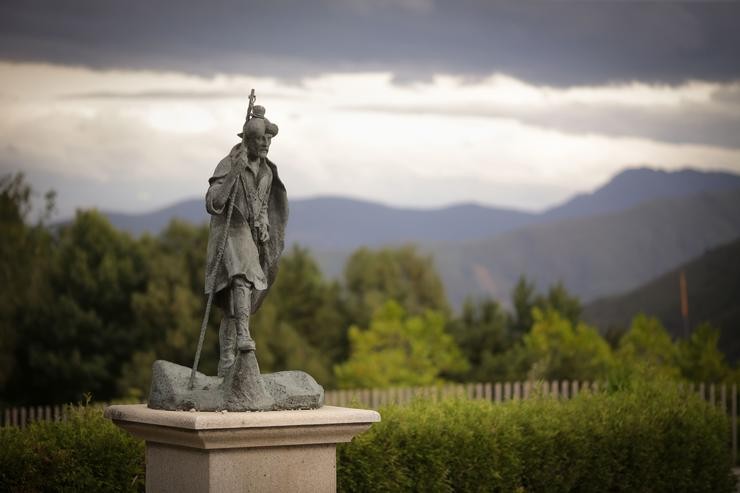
xmin=2 ymin=381 xmax=738 ymax=462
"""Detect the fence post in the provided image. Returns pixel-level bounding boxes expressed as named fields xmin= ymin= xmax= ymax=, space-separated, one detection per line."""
xmin=550 ymin=381 xmax=559 ymax=399
xmin=504 ymin=382 xmax=512 ymax=401
xmin=475 ymin=383 xmax=483 ymax=400
xmin=484 ymin=383 xmax=492 ymax=401
xmin=523 ymin=381 xmax=532 ymax=400
xmin=513 ymin=382 xmax=521 ymax=400
xmin=494 ymin=383 xmax=502 ymax=403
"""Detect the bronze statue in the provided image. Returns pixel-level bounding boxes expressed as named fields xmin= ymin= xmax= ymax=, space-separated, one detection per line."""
xmin=204 ymin=104 xmax=288 ymax=376
xmin=148 ymin=90 xmax=323 ymax=412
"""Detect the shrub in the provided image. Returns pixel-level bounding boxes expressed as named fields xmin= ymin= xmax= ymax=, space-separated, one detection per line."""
xmin=338 ymin=382 xmax=736 ymax=492
xmin=1 ymin=383 xmax=734 ymax=492
xmin=0 ymin=403 xmax=144 ymax=492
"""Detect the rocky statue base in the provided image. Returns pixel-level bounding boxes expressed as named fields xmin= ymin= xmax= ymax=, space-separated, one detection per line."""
xmin=148 ymin=351 xmax=324 ymax=411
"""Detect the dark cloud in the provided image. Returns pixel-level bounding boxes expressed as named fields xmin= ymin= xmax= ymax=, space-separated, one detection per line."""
xmin=59 ymin=89 xmax=300 ymax=101
xmin=1 ymin=0 xmax=739 ymax=87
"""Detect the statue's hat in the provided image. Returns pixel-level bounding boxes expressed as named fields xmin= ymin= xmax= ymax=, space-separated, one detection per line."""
xmin=238 ymin=105 xmax=279 ymax=138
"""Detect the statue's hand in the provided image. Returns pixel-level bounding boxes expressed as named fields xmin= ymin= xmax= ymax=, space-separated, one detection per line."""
xmin=258 ymin=222 xmax=270 ymax=243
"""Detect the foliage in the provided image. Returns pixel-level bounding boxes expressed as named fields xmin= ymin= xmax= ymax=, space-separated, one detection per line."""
xmin=510 ymin=275 xmax=540 ymax=337
xmin=334 ymin=301 xmax=468 ymax=388
xmin=449 ymin=280 xmax=586 ymax=382
xmin=5 ymin=210 xmax=150 ymax=404
xmin=0 ymin=401 xmax=144 ymax=492
xmin=338 ymin=383 xmax=735 ymax=492
xmin=615 ymin=314 xmax=681 ymax=379
xmin=678 ymin=323 xmax=730 ymax=382
xmin=447 ymin=297 xmax=510 ymax=382
xmin=2 ymin=384 xmax=733 ymax=493
xmin=118 ymin=221 xmax=216 ymax=399
xmin=544 ymin=281 xmax=582 ymax=326
xmin=0 ymin=174 xmax=55 ymax=393
xmin=519 ymin=308 xmax=613 ymax=381
xmin=343 ymin=245 xmax=449 ymax=329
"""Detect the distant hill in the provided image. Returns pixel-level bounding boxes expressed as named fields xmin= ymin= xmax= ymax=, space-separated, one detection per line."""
xmin=285 ymin=198 xmax=536 ymax=250
xmin=543 ymin=167 xmax=740 ymax=221
xmin=103 ymin=196 xmax=538 ymax=248
xmin=582 ymin=238 xmax=740 ymax=363
xmin=426 ymin=187 xmax=740 ymax=307
xmin=105 ymin=200 xmax=207 ymax=236
xmin=100 ymin=167 xmax=740 ymax=251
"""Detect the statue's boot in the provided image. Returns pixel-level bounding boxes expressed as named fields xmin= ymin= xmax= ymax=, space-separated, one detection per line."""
xmin=233 ymin=278 xmax=256 ymax=352
xmin=237 ymin=320 xmax=256 ymax=352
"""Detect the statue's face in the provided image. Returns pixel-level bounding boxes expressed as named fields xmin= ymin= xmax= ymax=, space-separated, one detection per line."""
xmin=246 ymin=133 xmax=271 ymax=159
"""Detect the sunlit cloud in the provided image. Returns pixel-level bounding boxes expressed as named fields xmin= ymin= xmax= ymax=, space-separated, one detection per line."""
xmin=1 ymin=62 xmax=738 ymax=218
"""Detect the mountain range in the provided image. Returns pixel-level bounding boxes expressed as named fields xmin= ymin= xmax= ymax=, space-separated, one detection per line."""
xmin=98 ymin=167 xmax=740 ymax=308
xmin=104 ymin=167 xmax=740 ymax=248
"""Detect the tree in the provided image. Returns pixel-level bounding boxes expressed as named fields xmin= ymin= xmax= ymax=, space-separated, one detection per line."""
xmin=447 ymin=297 xmax=510 ymax=381
xmin=677 ymin=323 xmax=729 ymax=382
xmin=343 ymin=245 xmax=448 ymax=329
xmin=334 ymin=301 xmax=468 ymax=389
xmin=7 ymin=210 xmax=149 ymax=404
xmin=509 ymin=276 xmax=541 ymax=337
xmin=118 ymin=221 xmax=215 ymax=399
xmin=0 ymin=174 xmax=54 ymax=397
xmin=617 ymin=314 xmax=678 ymax=372
xmin=544 ymin=282 xmax=581 ymax=326
xmin=520 ymin=308 xmax=612 ymax=381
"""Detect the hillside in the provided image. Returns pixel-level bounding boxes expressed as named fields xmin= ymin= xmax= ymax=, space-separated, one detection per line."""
xmin=99 ymin=167 xmax=740 ymax=250
xmin=103 ymin=197 xmax=537 ymax=248
xmin=286 ymin=198 xmax=538 ymax=249
xmin=426 ymin=187 xmax=740 ymax=307
xmin=543 ymin=167 xmax=740 ymax=221
xmin=582 ymin=238 xmax=740 ymax=362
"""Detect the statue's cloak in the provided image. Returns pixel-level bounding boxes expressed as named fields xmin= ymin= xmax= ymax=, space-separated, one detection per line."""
xmin=204 ymin=144 xmax=288 ymax=313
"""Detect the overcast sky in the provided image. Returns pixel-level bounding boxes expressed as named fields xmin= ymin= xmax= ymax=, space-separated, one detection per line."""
xmin=1 ymin=0 xmax=739 ymax=218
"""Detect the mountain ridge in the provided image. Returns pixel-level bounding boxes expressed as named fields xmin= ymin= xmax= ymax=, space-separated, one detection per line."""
xmin=98 ymin=167 xmax=740 ymax=251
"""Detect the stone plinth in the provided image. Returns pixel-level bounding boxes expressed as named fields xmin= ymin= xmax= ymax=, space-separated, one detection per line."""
xmin=105 ymin=404 xmax=380 ymax=493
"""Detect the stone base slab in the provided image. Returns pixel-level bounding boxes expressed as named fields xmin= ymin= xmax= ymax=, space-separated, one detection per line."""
xmin=105 ymin=404 xmax=380 ymax=493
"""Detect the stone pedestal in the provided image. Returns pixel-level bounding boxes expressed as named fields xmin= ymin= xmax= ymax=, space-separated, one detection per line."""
xmin=105 ymin=404 xmax=380 ymax=493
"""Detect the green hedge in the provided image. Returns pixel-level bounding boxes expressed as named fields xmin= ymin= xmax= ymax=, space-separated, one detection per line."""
xmin=338 ymin=383 xmax=736 ymax=492
xmin=0 ymin=404 xmax=144 ymax=492
xmin=1 ymin=383 xmax=735 ymax=492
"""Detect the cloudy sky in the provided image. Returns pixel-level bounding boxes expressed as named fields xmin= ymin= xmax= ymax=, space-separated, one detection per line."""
xmin=1 ymin=0 xmax=739 ymax=218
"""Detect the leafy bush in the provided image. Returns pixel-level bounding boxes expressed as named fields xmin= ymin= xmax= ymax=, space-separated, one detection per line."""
xmin=338 ymin=382 xmax=736 ymax=492
xmin=0 ymin=403 xmax=144 ymax=492
xmin=1 ymin=384 xmax=734 ymax=492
